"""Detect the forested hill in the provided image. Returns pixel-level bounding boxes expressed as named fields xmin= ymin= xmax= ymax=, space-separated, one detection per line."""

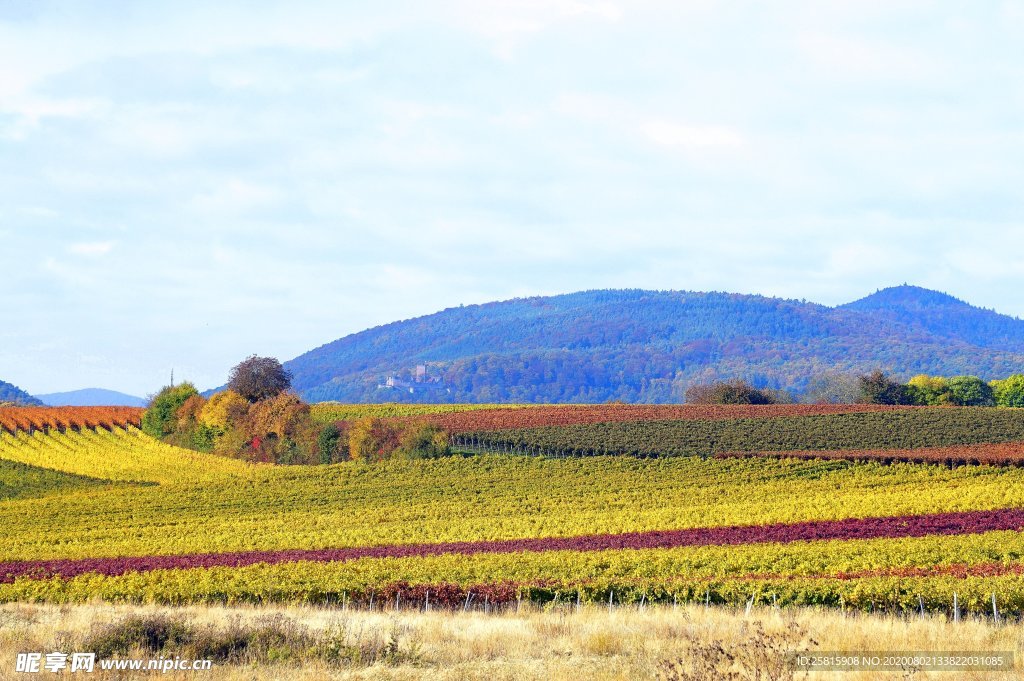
xmin=286 ymin=286 xmax=1024 ymax=403
xmin=840 ymin=285 xmax=1024 ymax=353
xmin=0 ymin=380 xmax=43 ymax=406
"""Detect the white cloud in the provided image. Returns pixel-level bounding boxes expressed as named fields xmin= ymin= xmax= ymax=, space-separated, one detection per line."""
xmin=796 ymin=32 xmax=937 ymax=81
xmin=449 ymin=0 xmax=623 ymax=58
xmin=0 ymin=95 xmax=107 ymax=140
xmin=190 ymin=179 xmax=284 ymax=215
xmin=68 ymin=241 xmax=115 ymax=256
xmin=642 ymin=120 xmax=744 ymax=150
xmin=554 ymin=94 xmax=746 ymax=156
xmin=115 ymin=115 xmax=198 ymax=157
xmin=455 ymin=0 xmax=623 ymax=34
xmin=2 ymin=2 xmax=1024 ymax=395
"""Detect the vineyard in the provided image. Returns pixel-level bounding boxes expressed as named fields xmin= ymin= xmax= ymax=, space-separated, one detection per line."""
xmin=456 ymin=408 xmax=1024 ymax=457
xmin=2 ymin=405 xmax=1024 ymax=617
xmin=717 ymin=442 xmax=1024 ymax=466
xmin=329 ymin=402 xmax=910 ymax=430
xmin=310 ymin=402 xmax=532 ymax=423
xmin=0 ymin=406 xmax=143 ymax=434
xmin=0 ymin=459 xmax=114 ymax=501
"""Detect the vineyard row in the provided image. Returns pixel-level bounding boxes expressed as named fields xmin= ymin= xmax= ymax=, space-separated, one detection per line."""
xmin=0 ymin=407 xmax=144 ymax=434
xmin=4 ymin=506 xmax=1023 ymax=583
xmin=5 ymin=570 xmax=1024 ymax=618
xmin=375 ymin=403 xmax=911 ymax=432
xmin=467 ymin=409 xmax=1024 ymax=456
xmin=715 ymin=442 xmax=1024 ymax=467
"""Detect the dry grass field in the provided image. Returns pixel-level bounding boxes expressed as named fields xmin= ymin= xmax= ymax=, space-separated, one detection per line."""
xmin=0 ymin=602 xmax=1020 ymax=680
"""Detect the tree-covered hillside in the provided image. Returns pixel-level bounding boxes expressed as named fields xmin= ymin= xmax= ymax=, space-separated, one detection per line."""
xmin=285 ymin=286 xmax=1024 ymax=403
xmin=841 ymin=285 xmax=1024 ymax=352
xmin=0 ymin=380 xmax=42 ymax=406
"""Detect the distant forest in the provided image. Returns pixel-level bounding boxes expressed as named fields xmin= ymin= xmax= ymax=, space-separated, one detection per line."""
xmin=0 ymin=380 xmax=42 ymax=406
xmin=285 ymin=286 xmax=1024 ymax=403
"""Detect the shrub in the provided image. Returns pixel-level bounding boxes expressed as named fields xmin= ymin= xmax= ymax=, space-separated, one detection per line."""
xmin=317 ymin=423 xmax=345 ymax=464
xmin=77 ymin=613 xmax=421 ymax=668
xmin=212 ymin=427 xmax=250 ymax=458
xmin=685 ymin=380 xmax=777 ymax=405
xmin=348 ymin=418 xmax=402 ymax=463
xmin=394 ymin=423 xmax=450 ymax=460
xmin=857 ymin=370 xmax=912 ymax=405
xmin=82 ymin=614 xmax=193 ymax=658
xmin=802 ymin=373 xmax=861 ymax=404
xmin=174 ymin=395 xmax=215 ymax=452
xmin=189 ymin=614 xmax=314 ymax=664
xmin=141 ymin=383 xmax=200 ymax=438
xmin=200 ymin=390 xmax=249 ymax=432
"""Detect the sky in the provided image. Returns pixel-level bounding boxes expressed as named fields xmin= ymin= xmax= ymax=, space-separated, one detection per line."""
xmin=2 ymin=1 xmax=1024 ymax=396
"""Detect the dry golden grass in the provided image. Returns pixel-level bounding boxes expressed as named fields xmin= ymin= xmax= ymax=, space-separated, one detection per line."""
xmin=0 ymin=601 xmax=1020 ymax=680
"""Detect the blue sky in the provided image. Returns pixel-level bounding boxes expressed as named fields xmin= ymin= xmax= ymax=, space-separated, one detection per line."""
xmin=3 ymin=1 xmax=1024 ymax=396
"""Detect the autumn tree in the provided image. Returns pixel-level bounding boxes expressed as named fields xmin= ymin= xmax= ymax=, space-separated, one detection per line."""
xmin=227 ymin=355 xmax=292 ymax=403
xmin=992 ymin=374 xmax=1024 ymax=407
xmin=199 ymin=390 xmax=250 ymax=455
xmin=243 ymin=391 xmax=318 ymax=464
xmin=348 ymin=417 xmax=402 ymax=463
xmin=946 ymin=375 xmax=995 ymax=406
xmin=857 ymin=370 xmax=912 ymax=405
xmin=142 ymin=383 xmax=200 ymax=437
xmin=905 ymin=375 xmax=952 ymax=406
xmin=803 ymin=372 xmax=861 ymax=404
xmin=200 ymin=390 xmax=249 ymax=432
xmin=173 ymin=394 xmax=213 ymax=451
xmin=394 ymin=423 xmax=451 ymax=460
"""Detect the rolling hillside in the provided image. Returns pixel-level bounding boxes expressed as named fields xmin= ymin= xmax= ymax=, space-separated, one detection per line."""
xmin=0 ymin=381 xmax=42 ymax=406
xmin=285 ymin=285 xmax=1024 ymax=403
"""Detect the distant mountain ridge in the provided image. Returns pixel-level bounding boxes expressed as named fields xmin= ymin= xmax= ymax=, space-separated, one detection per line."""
xmin=840 ymin=285 xmax=1024 ymax=353
xmin=37 ymin=388 xmax=147 ymax=407
xmin=282 ymin=285 xmax=1024 ymax=403
xmin=0 ymin=380 xmax=43 ymax=406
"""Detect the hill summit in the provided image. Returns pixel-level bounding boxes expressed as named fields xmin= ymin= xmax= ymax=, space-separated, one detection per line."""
xmin=282 ymin=285 xmax=1024 ymax=403
xmin=842 ymin=284 xmax=974 ymax=312
xmin=0 ymin=380 xmax=43 ymax=406
xmin=37 ymin=388 xmax=147 ymax=408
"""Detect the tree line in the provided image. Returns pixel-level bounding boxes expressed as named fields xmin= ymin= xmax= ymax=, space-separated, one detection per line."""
xmin=687 ymin=371 xmax=1024 ymax=407
xmin=144 ymin=357 xmax=1024 ymax=465
xmin=142 ymin=355 xmax=449 ymax=465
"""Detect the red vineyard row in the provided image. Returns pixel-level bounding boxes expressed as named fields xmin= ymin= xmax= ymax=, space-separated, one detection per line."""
xmin=3 ymin=506 xmax=1023 ymax=583
xmin=378 ymin=403 xmax=914 ymax=433
xmin=0 ymin=407 xmax=144 ymax=434
xmin=716 ymin=442 xmax=1024 ymax=466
